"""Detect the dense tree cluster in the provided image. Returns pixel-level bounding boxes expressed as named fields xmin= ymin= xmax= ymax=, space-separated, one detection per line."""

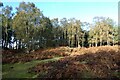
xmin=0 ymin=2 xmax=118 ymax=53
xmin=89 ymin=17 xmax=118 ymax=47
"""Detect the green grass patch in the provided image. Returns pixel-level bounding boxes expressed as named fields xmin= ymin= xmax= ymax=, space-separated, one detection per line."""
xmin=2 ymin=57 xmax=63 ymax=78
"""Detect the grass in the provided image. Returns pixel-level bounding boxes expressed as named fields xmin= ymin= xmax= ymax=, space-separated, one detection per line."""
xmin=2 ymin=46 xmax=120 ymax=78
xmin=2 ymin=57 xmax=63 ymax=78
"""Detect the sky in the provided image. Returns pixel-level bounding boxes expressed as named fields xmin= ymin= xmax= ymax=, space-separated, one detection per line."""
xmin=1 ymin=0 xmax=119 ymax=24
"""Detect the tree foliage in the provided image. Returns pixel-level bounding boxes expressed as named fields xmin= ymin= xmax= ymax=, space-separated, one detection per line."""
xmin=1 ymin=2 xmax=119 ymax=53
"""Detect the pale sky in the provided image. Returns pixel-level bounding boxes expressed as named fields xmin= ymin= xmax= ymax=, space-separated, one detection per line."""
xmin=1 ymin=0 xmax=119 ymax=24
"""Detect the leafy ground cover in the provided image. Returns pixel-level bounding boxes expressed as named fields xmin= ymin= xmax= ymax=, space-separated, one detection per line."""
xmin=2 ymin=47 xmax=69 ymax=64
xmin=2 ymin=46 xmax=120 ymax=79
xmin=29 ymin=46 xmax=120 ymax=79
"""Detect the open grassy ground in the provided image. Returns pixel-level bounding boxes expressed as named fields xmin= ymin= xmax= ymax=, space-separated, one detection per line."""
xmin=2 ymin=57 xmax=63 ymax=78
xmin=2 ymin=45 xmax=120 ymax=79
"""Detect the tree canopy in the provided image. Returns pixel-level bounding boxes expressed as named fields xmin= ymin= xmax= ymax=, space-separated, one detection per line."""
xmin=1 ymin=2 xmax=118 ymax=53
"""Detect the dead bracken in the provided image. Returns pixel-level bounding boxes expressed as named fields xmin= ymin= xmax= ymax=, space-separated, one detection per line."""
xmin=27 ymin=46 xmax=120 ymax=78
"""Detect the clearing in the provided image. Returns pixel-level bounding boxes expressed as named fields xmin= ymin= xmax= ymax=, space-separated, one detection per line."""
xmin=2 ymin=46 xmax=120 ymax=79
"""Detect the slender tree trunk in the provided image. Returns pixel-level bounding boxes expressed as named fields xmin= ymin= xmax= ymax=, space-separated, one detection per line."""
xmin=112 ymin=36 xmax=114 ymax=46
xmin=100 ymin=31 xmax=102 ymax=46
xmin=89 ymin=43 xmax=91 ymax=47
xmin=100 ymin=37 xmax=102 ymax=46
xmin=91 ymin=39 xmax=93 ymax=47
xmin=5 ymin=35 xmax=7 ymax=48
xmin=18 ymin=40 xmax=21 ymax=49
xmin=3 ymin=29 xmax=4 ymax=49
xmin=82 ymin=39 xmax=84 ymax=47
xmin=95 ymin=36 xmax=97 ymax=47
xmin=82 ymin=36 xmax=84 ymax=47
xmin=39 ymin=37 xmax=40 ymax=48
xmin=16 ymin=40 xmax=17 ymax=49
xmin=112 ymin=33 xmax=114 ymax=46
xmin=69 ymin=38 xmax=71 ymax=47
xmin=5 ymin=21 xmax=8 ymax=49
xmin=78 ymin=38 xmax=80 ymax=48
xmin=77 ymin=33 xmax=80 ymax=47
xmin=74 ymin=34 xmax=77 ymax=47
xmin=77 ymin=30 xmax=80 ymax=47
xmin=62 ymin=32 xmax=64 ymax=46
xmin=107 ymin=30 xmax=109 ymax=46
xmin=2 ymin=39 xmax=4 ymax=49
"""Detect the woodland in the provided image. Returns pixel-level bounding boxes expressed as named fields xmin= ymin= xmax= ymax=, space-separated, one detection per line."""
xmin=1 ymin=2 xmax=120 ymax=79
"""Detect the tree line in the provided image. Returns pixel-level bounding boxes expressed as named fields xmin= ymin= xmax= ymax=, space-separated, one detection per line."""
xmin=0 ymin=2 xmax=118 ymax=53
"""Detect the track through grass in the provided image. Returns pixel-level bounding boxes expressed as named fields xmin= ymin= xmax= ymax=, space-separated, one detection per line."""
xmin=2 ymin=57 xmax=63 ymax=78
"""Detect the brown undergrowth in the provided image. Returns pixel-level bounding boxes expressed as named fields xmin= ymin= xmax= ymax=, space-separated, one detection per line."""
xmin=2 ymin=47 xmax=69 ymax=64
xmin=2 ymin=46 xmax=120 ymax=78
xmin=28 ymin=46 xmax=120 ymax=78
